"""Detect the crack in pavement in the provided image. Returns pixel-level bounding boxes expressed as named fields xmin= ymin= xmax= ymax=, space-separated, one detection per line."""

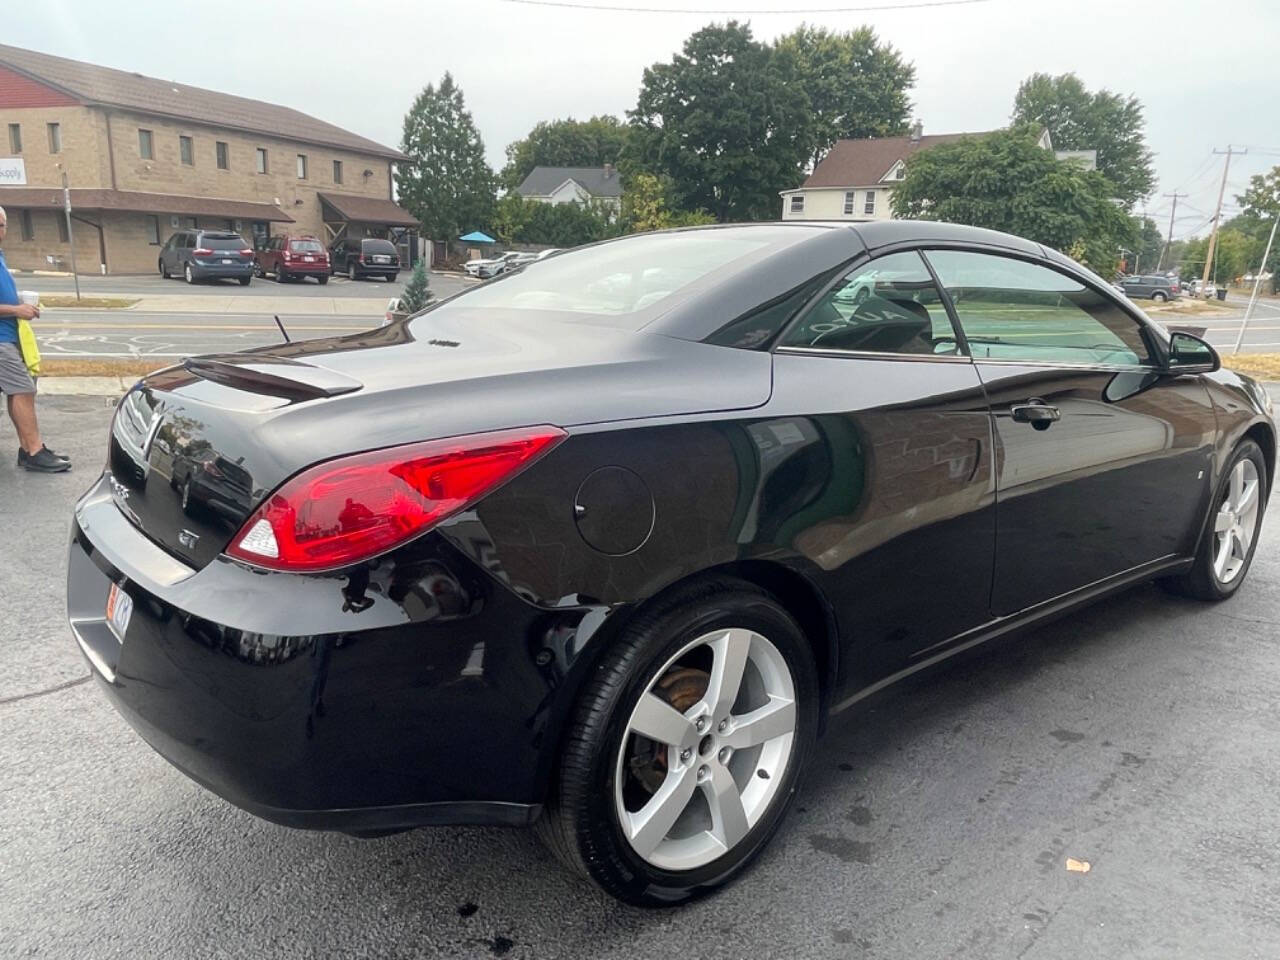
xmin=0 ymin=674 xmax=92 ymax=706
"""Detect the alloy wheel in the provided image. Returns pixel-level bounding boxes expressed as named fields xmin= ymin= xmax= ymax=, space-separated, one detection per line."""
xmin=1213 ymin=458 xmax=1261 ymax=584
xmin=614 ymin=627 xmax=797 ymax=872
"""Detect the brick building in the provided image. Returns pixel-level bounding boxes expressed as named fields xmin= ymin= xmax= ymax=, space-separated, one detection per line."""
xmin=0 ymin=43 xmax=416 ymax=274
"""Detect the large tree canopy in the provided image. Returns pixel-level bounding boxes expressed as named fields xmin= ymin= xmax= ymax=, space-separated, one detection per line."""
xmin=1234 ymin=165 xmax=1280 ymax=292
xmin=396 ymin=73 xmax=496 ymax=241
xmin=1012 ymin=72 xmax=1155 ymax=208
xmin=775 ymin=23 xmax=915 ymax=169
xmin=891 ymin=129 xmax=1136 ymax=275
xmin=626 ymin=21 xmax=811 ymax=222
xmin=500 ymin=115 xmax=630 ymax=191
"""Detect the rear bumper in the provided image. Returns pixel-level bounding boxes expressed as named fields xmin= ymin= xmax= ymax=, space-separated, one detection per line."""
xmin=191 ymin=261 xmax=253 ymax=278
xmin=280 ymin=262 xmax=329 ymax=275
xmin=66 ymin=474 xmax=589 ymax=831
xmin=354 ymin=264 xmax=399 ymax=277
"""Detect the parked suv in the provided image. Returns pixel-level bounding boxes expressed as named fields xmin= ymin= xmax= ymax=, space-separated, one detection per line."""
xmin=328 ymin=237 xmax=400 ymax=281
xmin=159 ymin=230 xmax=254 ymax=285
xmin=255 ymin=235 xmax=330 ymax=284
xmin=1118 ymin=274 xmax=1181 ymax=302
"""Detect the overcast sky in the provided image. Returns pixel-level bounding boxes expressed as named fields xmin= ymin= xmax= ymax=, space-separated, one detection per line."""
xmin=9 ymin=0 xmax=1279 ymax=239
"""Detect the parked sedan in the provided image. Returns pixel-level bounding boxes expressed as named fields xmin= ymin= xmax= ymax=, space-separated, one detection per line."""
xmin=464 ymin=250 xmax=530 ymax=279
xmin=70 ymin=221 xmax=1274 ymax=907
xmin=158 ymin=229 xmax=254 ymax=285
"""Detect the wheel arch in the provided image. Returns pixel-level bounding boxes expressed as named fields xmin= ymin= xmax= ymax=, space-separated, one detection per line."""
xmin=1244 ymin=420 xmax=1276 ymax=495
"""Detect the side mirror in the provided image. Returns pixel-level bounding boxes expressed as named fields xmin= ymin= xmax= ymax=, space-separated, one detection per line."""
xmin=1167 ymin=331 xmax=1220 ymax=374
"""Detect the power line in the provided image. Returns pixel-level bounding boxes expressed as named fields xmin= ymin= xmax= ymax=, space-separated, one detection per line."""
xmin=496 ymin=0 xmax=990 ymax=12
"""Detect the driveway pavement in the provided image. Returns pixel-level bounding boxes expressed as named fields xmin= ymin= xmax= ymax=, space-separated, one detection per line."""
xmin=2 ymin=399 xmax=1279 ymax=960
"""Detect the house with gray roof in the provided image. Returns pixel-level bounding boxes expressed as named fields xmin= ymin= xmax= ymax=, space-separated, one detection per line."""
xmin=515 ymin=165 xmax=623 ymax=212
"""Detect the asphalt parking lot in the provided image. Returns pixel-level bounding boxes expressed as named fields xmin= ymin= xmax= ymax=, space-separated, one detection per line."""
xmin=3 ymin=398 xmax=1279 ymax=960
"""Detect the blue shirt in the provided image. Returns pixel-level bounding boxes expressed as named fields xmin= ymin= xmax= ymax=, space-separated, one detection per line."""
xmin=0 ymin=250 xmax=18 ymax=344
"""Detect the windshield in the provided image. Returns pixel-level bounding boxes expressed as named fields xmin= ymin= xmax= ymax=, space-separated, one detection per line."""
xmin=437 ymin=227 xmax=820 ymax=325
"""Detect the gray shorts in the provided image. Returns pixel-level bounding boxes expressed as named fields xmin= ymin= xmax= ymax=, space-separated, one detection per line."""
xmin=0 ymin=341 xmax=36 ymax=395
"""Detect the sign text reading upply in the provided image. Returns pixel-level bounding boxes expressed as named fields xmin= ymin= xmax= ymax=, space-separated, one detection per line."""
xmin=0 ymin=158 xmax=28 ymax=185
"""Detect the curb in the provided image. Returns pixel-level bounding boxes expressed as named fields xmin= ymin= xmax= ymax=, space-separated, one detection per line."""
xmin=39 ymin=376 xmax=132 ymax=397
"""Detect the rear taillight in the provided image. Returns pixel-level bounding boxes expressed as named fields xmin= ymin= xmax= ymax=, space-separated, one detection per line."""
xmin=226 ymin=426 xmax=567 ymax=572
xmin=193 ymin=248 xmax=213 ymax=256
xmin=283 ymin=250 xmax=293 ymax=260
xmin=358 ymin=253 xmax=366 ymax=263
xmin=239 ymin=248 xmax=253 ymax=256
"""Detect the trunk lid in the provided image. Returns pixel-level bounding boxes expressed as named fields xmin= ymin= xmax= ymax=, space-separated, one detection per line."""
xmin=105 ymin=312 xmax=771 ymax=570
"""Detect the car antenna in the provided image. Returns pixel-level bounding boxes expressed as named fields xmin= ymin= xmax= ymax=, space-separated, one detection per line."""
xmin=273 ymin=314 xmax=291 ymax=343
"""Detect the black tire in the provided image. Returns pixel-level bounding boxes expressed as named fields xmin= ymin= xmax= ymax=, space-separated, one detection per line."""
xmin=536 ymin=577 xmax=819 ymax=907
xmin=317 ymin=275 xmax=328 ymax=286
xmin=349 ymin=263 xmax=358 ymax=281
xmin=239 ymin=276 xmax=251 ymax=286
xmin=159 ymin=259 xmax=169 ymax=279
xmin=388 ymin=273 xmax=398 ymax=283
xmin=184 ymin=263 xmax=195 ymax=284
xmin=276 ymin=267 xmax=289 ymax=283
xmin=1162 ymin=439 xmax=1268 ymax=600
xmin=1152 ymin=291 xmax=1168 ymax=302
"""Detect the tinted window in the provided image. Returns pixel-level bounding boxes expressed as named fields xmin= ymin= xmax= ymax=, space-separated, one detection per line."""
xmin=289 ymin=239 xmax=324 ymax=252
xmin=361 ymin=239 xmax=397 ymax=255
xmin=707 ymin=271 xmax=834 ymax=349
xmin=202 ymin=234 xmax=245 ymax=250
xmin=925 ymin=250 xmax=1153 ymax=367
xmin=439 ymin=228 xmax=815 ymax=324
xmin=780 ymin=251 xmax=959 ymax=356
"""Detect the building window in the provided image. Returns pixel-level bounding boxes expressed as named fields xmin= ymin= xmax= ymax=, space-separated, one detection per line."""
xmin=296 ymin=154 xmax=308 ymax=179
xmin=256 ymin=148 xmax=268 ymax=174
xmin=789 ymin=195 xmax=804 ymax=214
xmin=864 ymin=190 xmax=876 ymax=216
xmin=146 ymin=215 xmax=161 ymax=245
xmin=7 ymin=124 xmax=20 ymax=153
xmin=333 ymin=160 xmax=343 ymax=184
xmin=843 ymin=191 xmax=856 ymax=216
xmin=894 ymin=163 xmax=905 ymax=180
xmin=57 ymin=212 xmax=69 ymax=243
xmin=216 ymin=141 xmax=229 ymax=170
xmin=20 ymin=210 xmax=34 ymax=241
xmin=47 ymin=123 xmax=61 ymax=153
xmin=138 ymin=129 xmax=153 ymax=160
xmin=183 ymin=216 xmax=197 ymax=229
xmin=180 ymin=135 xmax=194 ymax=165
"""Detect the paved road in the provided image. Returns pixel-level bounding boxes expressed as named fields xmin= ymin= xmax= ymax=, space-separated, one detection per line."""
xmin=3 ymin=399 xmax=1279 ymax=959
xmin=26 ymin=272 xmax=422 ymax=299
xmin=1193 ymin=295 xmax=1280 ymax=352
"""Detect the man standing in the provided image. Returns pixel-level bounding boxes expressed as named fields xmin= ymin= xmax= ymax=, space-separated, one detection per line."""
xmin=0 ymin=206 xmax=71 ymax=473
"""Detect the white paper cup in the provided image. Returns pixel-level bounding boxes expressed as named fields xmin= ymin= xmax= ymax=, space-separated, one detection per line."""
xmin=19 ymin=290 xmax=39 ymax=307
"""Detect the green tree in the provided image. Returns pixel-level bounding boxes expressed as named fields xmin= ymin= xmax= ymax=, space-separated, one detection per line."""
xmin=890 ymin=129 xmax=1136 ymax=275
xmin=774 ymin=23 xmax=915 ymax=169
xmin=626 ymin=21 xmax=812 ymax=222
xmin=1235 ymin=166 xmax=1280 ymax=292
xmin=492 ymin=193 xmax=619 ymax=247
xmin=1180 ymin=229 xmax=1250 ymax=285
xmin=396 ymin=73 xmax=496 ymax=242
xmin=1130 ymin=216 xmax=1164 ymax=274
xmin=1012 ymin=72 xmax=1155 ymax=208
xmin=500 ymin=116 xmax=630 ymax=191
xmin=400 ymin=260 xmax=432 ymax=313
xmin=620 ymin=173 xmax=716 ymax=233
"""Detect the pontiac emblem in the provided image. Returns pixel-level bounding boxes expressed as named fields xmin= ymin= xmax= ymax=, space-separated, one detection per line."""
xmin=109 ymin=477 xmax=130 ymax=502
xmin=178 ymin=530 xmax=200 ymax=549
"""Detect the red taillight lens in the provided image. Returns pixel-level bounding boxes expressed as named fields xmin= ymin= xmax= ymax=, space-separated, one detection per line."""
xmin=193 ymin=248 xmax=213 ymax=256
xmin=226 ymin=426 xmax=567 ymax=572
xmin=239 ymin=248 xmax=253 ymax=256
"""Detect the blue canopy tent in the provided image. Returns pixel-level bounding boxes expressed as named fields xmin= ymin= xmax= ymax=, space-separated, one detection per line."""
xmin=459 ymin=231 xmax=495 ymax=244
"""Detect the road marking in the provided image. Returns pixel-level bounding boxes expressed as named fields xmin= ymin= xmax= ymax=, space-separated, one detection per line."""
xmin=32 ymin=323 xmax=369 ymax=331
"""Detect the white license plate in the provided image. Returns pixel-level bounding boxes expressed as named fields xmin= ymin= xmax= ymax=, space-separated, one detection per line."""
xmin=106 ymin=583 xmax=133 ymax=642
xmin=222 ymin=258 xmax=233 ymax=264
xmin=304 ymin=256 xmax=315 ymax=262
xmin=374 ymin=255 xmax=390 ymax=264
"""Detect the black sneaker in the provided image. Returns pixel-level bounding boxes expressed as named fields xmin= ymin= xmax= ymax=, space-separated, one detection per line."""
xmin=18 ymin=446 xmax=71 ymax=473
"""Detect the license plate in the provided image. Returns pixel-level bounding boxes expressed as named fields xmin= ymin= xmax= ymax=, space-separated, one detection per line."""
xmin=304 ymin=256 xmax=315 ymax=262
xmin=374 ymin=255 xmax=389 ymax=264
xmin=222 ymin=258 xmax=233 ymax=264
xmin=106 ymin=582 xmax=133 ymax=642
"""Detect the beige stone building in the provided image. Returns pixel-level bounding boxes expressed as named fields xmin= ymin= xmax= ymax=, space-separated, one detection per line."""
xmin=0 ymin=43 xmax=415 ymax=274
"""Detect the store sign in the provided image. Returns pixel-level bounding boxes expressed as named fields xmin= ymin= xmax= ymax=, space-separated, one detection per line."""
xmin=0 ymin=158 xmax=27 ymax=185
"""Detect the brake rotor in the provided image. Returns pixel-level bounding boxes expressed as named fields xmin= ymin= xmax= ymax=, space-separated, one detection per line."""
xmin=628 ymin=666 xmax=709 ymax=795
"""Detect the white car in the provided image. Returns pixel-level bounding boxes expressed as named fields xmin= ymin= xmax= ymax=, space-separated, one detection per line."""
xmin=1189 ymin=279 xmax=1218 ymax=299
xmin=464 ymin=251 xmax=535 ymax=279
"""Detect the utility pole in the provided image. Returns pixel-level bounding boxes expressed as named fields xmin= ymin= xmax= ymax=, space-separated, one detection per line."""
xmin=1234 ymin=213 xmax=1279 ymax=354
xmin=1202 ymin=146 xmax=1245 ymax=288
xmin=61 ymin=170 xmax=81 ymax=301
xmin=1158 ymin=191 xmax=1187 ymax=272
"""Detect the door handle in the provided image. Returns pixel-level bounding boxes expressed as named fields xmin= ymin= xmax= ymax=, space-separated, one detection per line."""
xmin=1010 ymin=401 xmax=1061 ymax=431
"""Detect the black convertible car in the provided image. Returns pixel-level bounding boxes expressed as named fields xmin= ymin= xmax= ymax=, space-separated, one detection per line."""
xmin=68 ymin=221 xmax=1274 ymax=906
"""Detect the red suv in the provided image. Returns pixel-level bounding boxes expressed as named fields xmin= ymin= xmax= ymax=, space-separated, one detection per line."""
xmin=255 ymin=235 xmax=330 ymax=284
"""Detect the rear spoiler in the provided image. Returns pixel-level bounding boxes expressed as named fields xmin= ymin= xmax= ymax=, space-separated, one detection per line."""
xmin=182 ymin=356 xmax=362 ymax=401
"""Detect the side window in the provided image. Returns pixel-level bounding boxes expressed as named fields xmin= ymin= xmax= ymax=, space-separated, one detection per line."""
xmin=925 ymin=250 xmax=1153 ymax=367
xmin=780 ymin=251 xmax=960 ymax=356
